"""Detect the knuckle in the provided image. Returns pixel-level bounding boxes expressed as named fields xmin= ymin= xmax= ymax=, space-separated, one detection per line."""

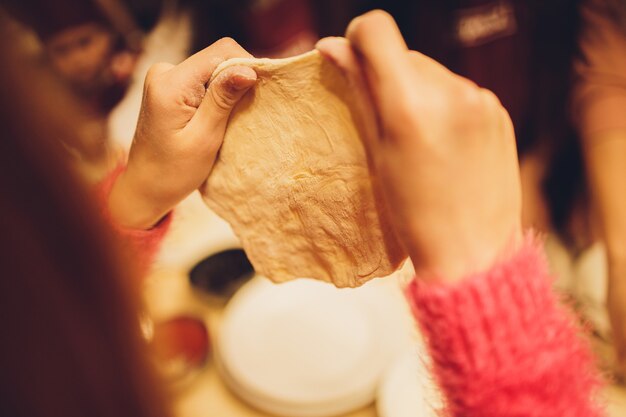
xmin=145 ymin=62 xmax=170 ymax=83
xmin=454 ymin=82 xmax=482 ymax=108
xmin=479 ymin=87 xmax=496 ymax=100
xmin=209 ymin=84 xmax=236 ymax=113
xmin=143 ymin=64 xmax=173 ymax=104
xmin=395 ymin=94 xmax=421 ymax=122
xmin=479 ymin=88 xmax=503 ymax=109
xmin=385 ymin=90 xmax=422 ymax=134
xmin=441 ymin=84 xmax=490 ymax=130
xmin=363 ymin=9 xmax=395 ymax=27
xmin=213 ymin=37 xmax=240 ymax=50
xmin=207 ymin=37 xmax=250 ymax=60
xmin=450 ymin=84 xmax=486 ymax=116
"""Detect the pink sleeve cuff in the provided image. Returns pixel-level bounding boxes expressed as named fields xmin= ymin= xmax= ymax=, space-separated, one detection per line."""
xmin=97 ymin=164 xmax=172 ymax=274
xmin=406 ymin=234 xmax=604 ymax=417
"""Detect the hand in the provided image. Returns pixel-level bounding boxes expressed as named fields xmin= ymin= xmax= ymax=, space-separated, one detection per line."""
xmin=317 ymin=11 xmax=522 ymax=281
xmin=109 ymin=38 xmax=257 ymax=229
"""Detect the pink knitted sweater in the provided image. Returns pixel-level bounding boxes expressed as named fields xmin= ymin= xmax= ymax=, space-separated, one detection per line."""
xmin=406 ymin=238 xmax=604 ymax=416
xmin=101 ymin=170 xmax=604 ymax=416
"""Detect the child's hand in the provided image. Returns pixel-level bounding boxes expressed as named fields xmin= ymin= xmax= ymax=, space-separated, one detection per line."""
xmin=317 ymin=11 xmax=522 ymax=281
xmin=109 ymin=38 xmax=257 ymax=229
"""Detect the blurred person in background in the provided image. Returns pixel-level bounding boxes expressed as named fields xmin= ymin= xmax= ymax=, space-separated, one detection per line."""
xmin=0 ymin=7 xmax=605 ymax=416
xmin=573 ymin=0 xmax=626 ymax=380
xmin=2 ymin=0 xmax=163 ymax=114
xmin=1 ymin=0 xmax=163 ymax=180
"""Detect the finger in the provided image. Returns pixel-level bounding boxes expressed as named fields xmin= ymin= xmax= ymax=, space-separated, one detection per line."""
xmin=186 ymin=65 xmax=257 ymax=136
xmin=345 ymin=11 xmax=410 ymax=88
xmin=316 ymin=37 xmax=382 ymax=151
xmin=344 ymin=10 xmax=431 ymax=137
xmin=316 ymin=37 xmax=359 ymax=76
xmin=174 ymin=37 xmax=253 ymax=86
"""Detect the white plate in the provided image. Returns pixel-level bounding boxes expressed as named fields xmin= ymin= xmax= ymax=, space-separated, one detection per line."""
xmin=217 ymin=274 xmax=416 ymax=417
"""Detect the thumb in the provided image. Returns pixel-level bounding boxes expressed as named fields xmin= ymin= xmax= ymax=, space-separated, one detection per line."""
xmin=188 ymin=65 xmax=257 ymax=133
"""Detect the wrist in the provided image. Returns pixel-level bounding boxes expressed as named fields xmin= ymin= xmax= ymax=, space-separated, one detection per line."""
xmin=409 ymin=224 xmax=522 ymax=283
xmin=108 ymin=168 xmax=172 ymax=230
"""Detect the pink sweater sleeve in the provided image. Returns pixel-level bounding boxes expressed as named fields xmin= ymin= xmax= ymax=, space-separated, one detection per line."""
xmin=406 ymin=237 xmax=604 ymax=417
xmin=97 ymin=165 xmax=172 ymax=274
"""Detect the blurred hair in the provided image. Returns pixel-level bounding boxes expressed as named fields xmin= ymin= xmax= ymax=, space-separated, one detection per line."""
xmin=1 ymin=0 xmax=108 ymax=40
xmin=124 ymin=0 xmax=164 ymax=33
xmin=1 ymin=0 xmax=163 ymax=40
xmin=528 ymin=0 xmax=587 ymax=247
xmin=0 ymin=26 xmax=170 ymax=417
xmin=542 ymin=0 xmax=626 ymax=248
xmin=589 ymin=0 xmax=626 ymax=32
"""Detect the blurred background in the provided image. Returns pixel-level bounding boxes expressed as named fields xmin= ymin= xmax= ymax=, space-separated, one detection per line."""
xmin=1 ymin=0 xmax=626 ymax=416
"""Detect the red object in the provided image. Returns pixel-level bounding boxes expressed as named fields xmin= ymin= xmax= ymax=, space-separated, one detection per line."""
xmin=240 ymin=0 xmax=316 ymax=56
xmin=152 ymin=316 xmax=210 ymax=368
xmin=406 ymin=235 xmax=604 ymax=417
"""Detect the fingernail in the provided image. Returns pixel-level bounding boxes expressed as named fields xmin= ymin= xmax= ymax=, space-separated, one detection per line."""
xmin=234 ymin=66 xmax=257 ymax=81
xmin=229 ymin=66 xmax=258 ymax=91
xmin=214 ymin=66 xmax=256 ymax=96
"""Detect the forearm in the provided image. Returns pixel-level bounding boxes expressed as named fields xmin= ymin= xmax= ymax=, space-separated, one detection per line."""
xmin=406 ymin=236 xmax=604 ymax=417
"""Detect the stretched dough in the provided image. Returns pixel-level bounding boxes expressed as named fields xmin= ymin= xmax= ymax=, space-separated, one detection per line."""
xmin=201 ymin=50 xmax=406 ymax=287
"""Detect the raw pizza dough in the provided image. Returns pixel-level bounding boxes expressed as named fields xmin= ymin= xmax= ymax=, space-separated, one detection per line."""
xmin=201 ymin=50 xmax=406 ymax=287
